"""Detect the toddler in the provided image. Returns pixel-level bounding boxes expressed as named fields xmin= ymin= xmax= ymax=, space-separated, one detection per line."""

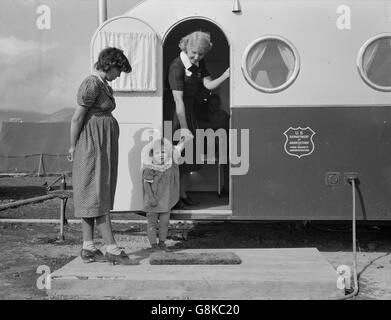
xmin=142 ymin=135 xmax=189 ymax=252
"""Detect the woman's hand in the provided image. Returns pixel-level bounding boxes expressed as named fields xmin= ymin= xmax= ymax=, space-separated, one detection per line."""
xmin=68 ymin=147 xmax=75 ymax=162
xmin=149 ymin=198 xmax=158 ymax=207
xmin=179 ymin=128 xmax=194 ymax=142
xmin=174 ymin=129 xmax=194 ymax=157
xmin=203 ymin=68 xmax=230 ymax=90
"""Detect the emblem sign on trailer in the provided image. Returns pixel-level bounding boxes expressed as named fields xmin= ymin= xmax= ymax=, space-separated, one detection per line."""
xmin=283 ymin=127 xmax=316 ymax=158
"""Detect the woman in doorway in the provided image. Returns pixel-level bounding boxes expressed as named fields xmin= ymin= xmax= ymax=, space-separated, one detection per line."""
xmin=167 ymin=31 xmax=230 ymax=208
xmin=69 ymin=47 xmax=135 ymax=265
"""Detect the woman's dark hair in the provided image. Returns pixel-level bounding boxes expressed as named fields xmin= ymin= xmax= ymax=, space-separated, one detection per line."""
xmin=94 ymin=47 xmax=132 ymax=73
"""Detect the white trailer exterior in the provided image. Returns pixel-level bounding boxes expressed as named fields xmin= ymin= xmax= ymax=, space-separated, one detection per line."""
xmin=91 ymin=0 xmax=391 ymax=220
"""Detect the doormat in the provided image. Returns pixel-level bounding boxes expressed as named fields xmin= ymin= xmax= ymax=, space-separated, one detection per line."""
xmin=149 ymin=251 xmax=242 ymax=265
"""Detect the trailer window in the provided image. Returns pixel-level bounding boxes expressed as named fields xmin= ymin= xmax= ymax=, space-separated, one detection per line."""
xmin=241 ymin=36 xmax=300 ymax=93
xmin=357 ymin=34 xmax=391 ymax=92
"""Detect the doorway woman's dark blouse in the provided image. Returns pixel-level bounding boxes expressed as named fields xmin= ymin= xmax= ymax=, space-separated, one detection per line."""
xmin=166 ymin=56 xmax=210 ymax=173
xmin=167 ymin=57 xmax=210 ymax=97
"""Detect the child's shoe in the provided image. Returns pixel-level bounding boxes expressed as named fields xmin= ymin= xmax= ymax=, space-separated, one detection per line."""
xmin=173 ymin=199 xmax=186 ymax=209
xmin=180 ymin=195 xmax=199 ymax=206
xmin=80 ymin=249 xmax=107 ymax=263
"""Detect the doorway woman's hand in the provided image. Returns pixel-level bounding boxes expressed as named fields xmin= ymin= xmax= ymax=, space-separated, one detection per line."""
xmin=180 ymin=128 xmax=194 ymax=142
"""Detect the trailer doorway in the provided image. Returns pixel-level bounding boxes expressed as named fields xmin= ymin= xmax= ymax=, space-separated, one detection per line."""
xmin=163 ymin=18 xmax=231 ymax=218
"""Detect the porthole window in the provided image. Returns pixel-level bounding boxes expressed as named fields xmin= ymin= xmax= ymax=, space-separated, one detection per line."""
xmin=357 ymin=33 xmax=391 ymax=92
xmin=241 ymin=35 xmax=300 ymax=93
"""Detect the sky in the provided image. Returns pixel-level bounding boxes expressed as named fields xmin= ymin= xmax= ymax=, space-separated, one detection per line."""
xmin=0 ymin=0 xmax=142 ymax=114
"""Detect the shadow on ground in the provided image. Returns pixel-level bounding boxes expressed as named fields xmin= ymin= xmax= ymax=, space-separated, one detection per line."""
xmin=166 ymin=221 xmax=391 ymax=253
xmin=0 ymin=186 xmax=47 ymax=200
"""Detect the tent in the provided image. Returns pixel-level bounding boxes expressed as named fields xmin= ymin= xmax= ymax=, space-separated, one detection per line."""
xmin=0 ymin=122 xmax=71 ymax=174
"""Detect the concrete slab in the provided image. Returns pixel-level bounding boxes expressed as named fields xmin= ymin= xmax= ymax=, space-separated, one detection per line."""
xmin=48 ymin=248 xmax=342 ymax=300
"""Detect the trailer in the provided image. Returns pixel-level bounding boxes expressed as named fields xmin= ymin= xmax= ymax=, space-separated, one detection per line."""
xmin=90 ymin=0 xmax=391 ymax=221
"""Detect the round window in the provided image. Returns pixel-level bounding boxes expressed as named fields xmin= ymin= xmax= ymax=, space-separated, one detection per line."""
xmin=241 ymin=36 xmax=300 ymax=93
xmin=357 ymin=33 xmax=391 ymax=91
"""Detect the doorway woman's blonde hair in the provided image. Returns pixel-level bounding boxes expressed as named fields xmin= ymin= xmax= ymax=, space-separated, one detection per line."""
xmin=179 ymin=31 xmax=213 ymax=54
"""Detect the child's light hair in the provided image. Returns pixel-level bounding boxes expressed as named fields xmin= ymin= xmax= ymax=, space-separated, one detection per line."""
xmin=179 ymin=31 xmax=213 ymax=54
xmin=148 ymin=138 xmax=173 ymax=159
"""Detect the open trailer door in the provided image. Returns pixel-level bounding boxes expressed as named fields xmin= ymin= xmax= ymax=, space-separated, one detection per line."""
xmin=162 ymin=18 xmax=232 ymax=220
xmin=91 ymin=16 xmax=162 ymax=211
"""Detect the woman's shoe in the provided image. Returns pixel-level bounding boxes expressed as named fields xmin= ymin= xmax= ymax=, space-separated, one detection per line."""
xmin=173 ymin=199 xmax=186 ymax=209
xmin=181 ymin=196 xmax=199 ymax=206
xmin=80 ymin=249 xmax=107 ymax=263
xmin=158 ymin=241 xmax=172 ymax=252
xmin=221 ymin=188 xmax=229 ymax=197
xmin=105 ymin=250 xmax=138 ymax=265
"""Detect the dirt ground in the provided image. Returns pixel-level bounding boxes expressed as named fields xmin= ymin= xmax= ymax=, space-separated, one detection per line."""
xmin=1 ymin=175 xmax=391 ymax=300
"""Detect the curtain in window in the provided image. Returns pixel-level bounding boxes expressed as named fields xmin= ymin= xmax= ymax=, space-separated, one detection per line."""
xmin=277 ymin=42 xmax=295 ymax=80
xmin=99 ymin=31 xmax=157 ymax=92
xmin=247 ymin=42 xmax=268 ymax=82
xmin=363 ymin=41 xmax=379 ymax=73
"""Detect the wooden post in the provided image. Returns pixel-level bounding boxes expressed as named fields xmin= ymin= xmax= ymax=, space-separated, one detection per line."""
xmin=59 ymin=198 xmax=65 ymax=241
xmin=0 ymin=194 xmax=58 ymax=211
xmin=37 ymin=154 xmax=42 ymax=176
xmin=218 ymin=163 xmax=221 ymax=197
xmin=37 ymin=154 xmax=46 ymax=176
xmin=60 ymin=174 xmax=66 ymax=190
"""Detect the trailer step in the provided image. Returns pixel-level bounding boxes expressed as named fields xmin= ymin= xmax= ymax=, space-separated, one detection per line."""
xmin=170 ymin=209 xmax=232 ymax=220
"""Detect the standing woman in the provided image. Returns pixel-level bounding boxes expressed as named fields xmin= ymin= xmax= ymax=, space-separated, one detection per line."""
xmin=69 ymin=47 xmax=134 ymax=265
xmin=167 ymin=31 xmax=230 ymax=208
